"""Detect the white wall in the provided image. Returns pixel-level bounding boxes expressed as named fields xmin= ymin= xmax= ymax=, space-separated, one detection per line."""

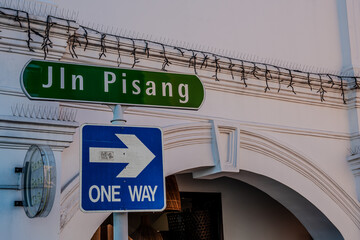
xmin=52 ymin=0 xmax=342 ymax=70
xmin=0 ymin=149 xmax=61 ymax=240
xmin=0 ymin=0 xmax=359 ymax=239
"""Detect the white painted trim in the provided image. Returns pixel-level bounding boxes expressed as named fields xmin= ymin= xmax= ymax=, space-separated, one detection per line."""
xmin=0 ymin=12 xmax=352 ymax=107
xmin=193 ymin=120 xmax=240 ymax=179
xmin=240 ymin=128 xmax=360 ymax=229
xmin=0 ymin=114 xmax=78 ymax=150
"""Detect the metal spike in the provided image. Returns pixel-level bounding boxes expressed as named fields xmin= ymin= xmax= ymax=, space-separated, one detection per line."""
xmin=63 ymin=8 xmax=68 ymax=19
xmin=57 ymin=7 xmax=63 ymax=18
xmin=50 ymin=5 xmax=54 ymax=16
xmin=52 ymin=107 xmax=57 ymax=120
xmin=304 ymin=65 xmax=309 ymax=72
xmin=34 ymin=105 xmax=39 ymax=119
xmin=273 ymin=59 xmax=279 ymax=66
xmin=38 ymin=4 xmax=43 ymax=16
xmin=17 ymin=0 xmax=22 ymax=10
xmin=11 ymin=105 xmax=16 ymax=116
xmin=65 ymin=109 xmax=70 ymax=121
xmin=251 ymin=54 xmax=257 ymax=62
xmin=59 ymin=108 xmax=64 ymax=120
xmin=271 ymin=58 xmax=277 ymax=65
xmin=243 ymin=53 xmax=248 ymax=61
xmin=46 ymin=106 xmax=51 ymax=119
xmin=64 ymin=109 xmax=69 ymax=121
xmin=29 ymin=105 xmax=34 ymax=118
xmin=42 ymin=106 xmax=47 ymax=119
xmin=44 ymin=106 xmax=49 ymax=119
xmin=221 ymin=49 xmax=225 ymax=55
xmin=166 ymin=37 xmax=171 ymax=45
xmin=282 ymin=60 xmax=288 ymax=68
xmin=64 ymin=9 xmax=69 ymax=19
xmin=74 ymin=10 xmax=79 ymax=21
xmin=44 ymin=5 xmax=50 ymax=17
xmin=94 ymin=24 xmax=100 ymax=32
xmin=133 ymin=31 xmax=138 ymax=39
xmin=189 ymin=43 xmax=195 ymax=50
xmin=124 ymin=29 xmax=129 ymax=37
xmin=73 ymin=109 xmax=77 ymax=121
xmin=70 ymin=10 xmax=75 ymax=20
xmin=24 ymin=104 xmax=29 ymax=118
xmin=72 ymin=109 xmax=76 ymax=121
xmin=18 ymin=104 xmax=23 ymax=117
xmin=114 ymin=27 xmax=119 ymax=36
xmin=63 ymin=109 xmax=68 ymax=121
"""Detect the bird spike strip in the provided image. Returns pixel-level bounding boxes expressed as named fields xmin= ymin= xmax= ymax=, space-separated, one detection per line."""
xmin=1 ymin=6 xmax=360 ymax=104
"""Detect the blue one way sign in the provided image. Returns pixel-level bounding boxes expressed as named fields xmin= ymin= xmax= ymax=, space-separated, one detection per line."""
xmin=80 ymin=124 xmax=165 ymax=212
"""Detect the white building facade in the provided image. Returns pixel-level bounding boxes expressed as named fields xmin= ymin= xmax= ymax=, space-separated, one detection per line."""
xmin=0 ymin=0 xmax=360 ymax=239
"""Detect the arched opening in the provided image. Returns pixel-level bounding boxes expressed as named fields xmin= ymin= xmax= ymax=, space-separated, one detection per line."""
xmin=90 ymin=173 xmax=343 ymax=240
xmin=230 ymin=171 xmax=344 ymax=240
xmin=61 ymin=123 xmax=352 ymax=240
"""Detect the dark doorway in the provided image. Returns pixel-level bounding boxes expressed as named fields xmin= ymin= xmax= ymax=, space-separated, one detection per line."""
xmin=92 ymin=192 xmax=224 ymax=240
xmin=165 ymin=192 xmax=224 ymax=240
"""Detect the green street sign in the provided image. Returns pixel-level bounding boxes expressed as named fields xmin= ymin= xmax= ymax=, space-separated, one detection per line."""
xmin=21 ymin=60 xmax=205 ymax=110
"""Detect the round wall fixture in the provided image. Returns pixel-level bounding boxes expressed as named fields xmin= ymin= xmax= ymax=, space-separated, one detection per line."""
xmin=22 ymin=145 xmax=56 ymax=218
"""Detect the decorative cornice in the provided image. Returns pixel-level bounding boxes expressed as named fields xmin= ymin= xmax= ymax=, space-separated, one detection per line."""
xmin=348 ymin=153 xmax=360 ymax=177
xmin=163 ymin=122 xmax=212 ymax=150
xmin=0 ymin=6 xmax=357 ymax=106
xmin=193 ymin=120 xmax=240 ymax=178
xmin=0 ymin=114 xmax=78 ymax=150
xmin=125 ymin=108 xmax=351 ymax=141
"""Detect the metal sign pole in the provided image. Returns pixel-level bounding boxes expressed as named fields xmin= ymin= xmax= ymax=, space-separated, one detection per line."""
xmin=109 ymin=104 xmax=128 ymax=240
xmin=80 ymin=105 xmax=164 ymax=237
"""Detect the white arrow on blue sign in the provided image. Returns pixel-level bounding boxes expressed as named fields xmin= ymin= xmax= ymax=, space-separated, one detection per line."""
xmin=80 ymin=124 xmax=165 ymax=212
